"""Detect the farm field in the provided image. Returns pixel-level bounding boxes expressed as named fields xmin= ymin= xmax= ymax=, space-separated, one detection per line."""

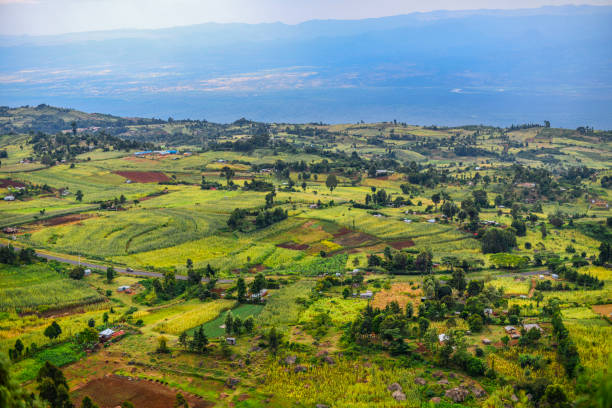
xmin=0 ymin=107 xmax=611 ymax=408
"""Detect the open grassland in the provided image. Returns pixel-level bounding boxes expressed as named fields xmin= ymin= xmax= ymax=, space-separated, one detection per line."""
xmin=300 ymin=297 xmax=367 ymax=325
xmin=0 ymin=263 xmax=105 ymax=313
xmin=487 ymin=276 xmax=531 ymax=295
xmin=371 ymin=282 xmax=422 ymax=311
xmin=256 ymin=280 xmax=316 ymax=332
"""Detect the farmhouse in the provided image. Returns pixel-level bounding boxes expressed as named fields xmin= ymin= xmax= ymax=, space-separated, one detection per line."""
xmin=3 ymin=195 xmax=15 ymax=201
xmin=504 ymin=326 xmax=516 ymax=334
xmin=99 ymin=328 xmax=115 ymax=342
xmin=250 ymin=289 xmax=269 ymax=300
xmin=225 ymin=337 xmax=236 ymax=345
xmin=359 ymin=290 xmax=373 ymax=299
xmin=483 ymin=308 xmax=494 ymax=316
xmin=117 ymin=285 xmax=131 ymax=292
xmin=523 ymin=323 xmax=543 ymax=332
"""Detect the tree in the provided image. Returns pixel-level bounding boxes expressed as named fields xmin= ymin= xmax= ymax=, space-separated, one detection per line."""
xmin=175 ymin=393 xmax=189 ymax=408
xmin=87 ymin=318 xmax=95 ymax=328
xmin=267 ymin=327 xmax=282 ymax=354
xmin=178 ymin=332 xmax=188 ymax=349
xmin=415 ymin=250 xmax=433 ymax=274
xmin=441 ymin=200 xmax=458 ymax=219
xmin=533 ymin=291 xmax=544 ymax=307
xmin=106 ymin=267 xmax=115 ymax=283
xmin=450 ymin=269 xmax=467 ymax=293
xmin=82 ymin=396 xmax=99 ymax=408
xmin=220 ymin=166 xmax=235 ymax=186
xmin=325 ymin=174 xmax=338 ymax=193
xmin=37 ymin=362 xmax=71 ymax=408
xmin=102 ymin=312 xmax=109 ymax=325
xmin=250 ymin=273 xmax=266 ymax=297
xmin=225 ymin=312 xmax=234 ymax=335
xmin=236 ymin=277 xmax=246 ymax=302
xmin=431 ymin=193 xmax=441 ymax=210
xmin=342 ymin=287 xmax=351 ymax=299
xmin=75 ymin=190 xmax=83 ymax=202
xmin=44 ymin=321 xmax=62 ymax=341
xmin=69 ymin=265 xmax=85 ymax=280
xmin=468 ymin=314 xmax=484 ymax=332
xmin=244 ymin=316 xmax=254 ymax=334
xmin=405 ymin=302 xmax=413 ymax=319
xmin=157 ymin=336 xmax=170 ymax=353
xmin=418 ymin=317 xmax=430 ymax=338
xmin=481 ymin=228 xmax=517 ymax=254
xmin=14 ymin=339 xmax=24 ymax=358
xmin=467 ymin=280 xmax=484 ymax=297
xmin=540 ymin=222 xmax=548 ymax=239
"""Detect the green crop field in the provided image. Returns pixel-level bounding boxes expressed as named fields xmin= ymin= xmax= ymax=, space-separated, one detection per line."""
xmin=0 ymin=264 xmax=105 ymax=313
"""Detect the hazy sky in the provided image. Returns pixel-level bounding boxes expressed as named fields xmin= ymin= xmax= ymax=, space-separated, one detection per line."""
xmin=1 ymin=0 xmax=611 ymax=36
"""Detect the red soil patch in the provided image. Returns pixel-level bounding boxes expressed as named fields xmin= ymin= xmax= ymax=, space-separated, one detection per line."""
xmin=389 ymin=240 xmax=415 ymax=250
xmin=592 ymin=304 xmax=612 ymax=317
xmin=249 ymin=264 xmax=267 ymax=273
xmin=40 ymin=213 xmax=96 ymax=227
xmin=277 ymin=242 xmax=309 ymax=250
xmin=72 ymin=375 xmax=213 ymax=408
xmin=333 ymin=230 xmax=376 ymax=247
xmin=114 ymin=171 xmax=171 ymax=183
xmin=0 ymin=178 xmax=26 ymax=188
xmin=332 ymin=227 xmax=352 ymax=237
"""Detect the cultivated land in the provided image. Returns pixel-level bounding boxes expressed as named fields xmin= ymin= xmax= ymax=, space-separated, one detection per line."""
xmin=1 ymin=105 xmax=611 ymax=408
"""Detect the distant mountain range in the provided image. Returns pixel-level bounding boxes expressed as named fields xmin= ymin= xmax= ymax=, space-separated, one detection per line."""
xmin=1 ymin=5 xmax=611 ymax=128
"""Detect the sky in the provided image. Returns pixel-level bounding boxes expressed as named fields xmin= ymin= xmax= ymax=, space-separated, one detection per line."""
xmin=1 ymin=0 xmax=611 ymax=36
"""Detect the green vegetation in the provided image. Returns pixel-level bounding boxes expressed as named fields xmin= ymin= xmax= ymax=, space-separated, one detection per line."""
xmin=0 ymin=107 xmax=611 ymax=407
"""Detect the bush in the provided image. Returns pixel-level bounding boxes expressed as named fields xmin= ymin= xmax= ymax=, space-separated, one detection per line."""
xmin=468 ymin=314 xmax=484 ymax=332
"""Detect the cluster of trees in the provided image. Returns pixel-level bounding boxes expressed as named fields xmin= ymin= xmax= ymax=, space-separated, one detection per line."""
xmin=547 ymin=301 xmax=581 ymax=377
xmin=224 ymin=312 xmax=255 ymax=336
xmin=0 ymin=245 xmax=37 ymax=265
xmin=30 ymin=130 xmax=152 ymax=165
xmin=597 ymin=242 xmax=612 ymax=265
xmin=98 ymin=194 xmax=128 ymax=209
xmin=255 ymin=208 xmax=288 ymax=229
xmin=548 ymin=265 xmax=603 ymax=290
xmin=242 ymin=178 xmax=274 ymax=192
xmin=227 ymin=207 xmax=287 ymax=231
xmin=480 ymin=228 xmax=517 ymax=254
xmin=178 ymin=326 xmax=209 ymax=354
xmin=200 ymin=175 xmax=222 ymax=190
xmin=367 ymin=248 xmax=434 ymax=275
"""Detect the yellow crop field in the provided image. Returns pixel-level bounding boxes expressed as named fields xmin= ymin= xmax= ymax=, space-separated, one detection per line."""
xmin=152 ymin=299 xmax=236 ymax=335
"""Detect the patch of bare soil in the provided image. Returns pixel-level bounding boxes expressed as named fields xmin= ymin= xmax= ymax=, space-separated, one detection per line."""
xmin=72 ymin=374 xmax=213 ymax=408
xmin=114 ymin=171 xmax=171 ymax=183
xmin=276 ymin=242 xmax=309 ymax=250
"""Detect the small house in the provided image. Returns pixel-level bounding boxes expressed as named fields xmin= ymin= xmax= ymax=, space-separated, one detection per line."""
xmin=523 ymin=323 xmax=543 ymax=332
xmin=482 ymin=338 xmax=491 ymax=345
xmin=117 ymin=285 xmax=131 ymax=292
xmin=427 ymin=219 xmax=436 ymax=223
xmin=99 ymin=328 xmax=115 ymax=342
xmin=483 ymin=308 xmax=494 ymax=317
xmin=250 ymin=289 xmax=269 ymax=300
xmin=359 ymin=290 xmax=373 ymax=299
xmin=438 ymin=333 xmax=449 ymax=343
xmin=84 ymin=269 xmax=92 ymax=276
xmin=504 ymin=326 xmax=516 ymax=334
xmin=551 ymin=273 xmax=559 ymax=279
xmin=226 ymin=337 xmax=236 ymax=345
xmin=3 ymin=195 xmax=15 ymax=201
